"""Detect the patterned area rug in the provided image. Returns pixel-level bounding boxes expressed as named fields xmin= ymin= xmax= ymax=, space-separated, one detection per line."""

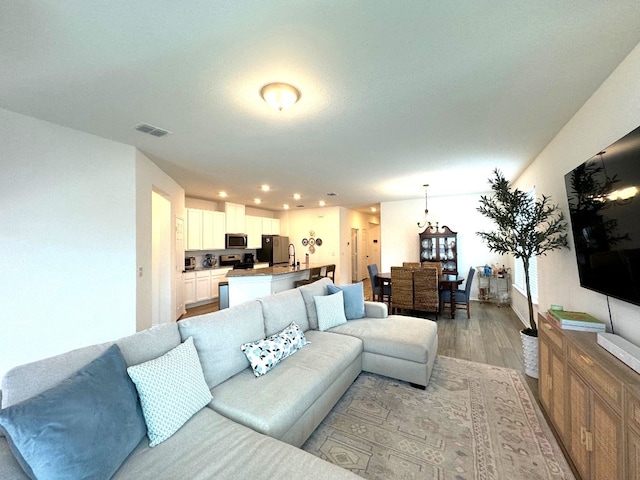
xmin=302 ymin=356 xmax=574 ymax=480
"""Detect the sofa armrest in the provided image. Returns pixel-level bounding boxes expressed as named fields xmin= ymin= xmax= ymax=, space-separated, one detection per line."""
xmin=364 ymin=301 xmax=388 ymax=318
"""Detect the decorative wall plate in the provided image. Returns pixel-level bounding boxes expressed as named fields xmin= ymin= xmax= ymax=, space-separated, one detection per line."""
xmin=302 ymin=238 xmax=308 ymax=246
xmin=315 ymin=238 xmax=322 ymax=246
xmin=309 ymin=245 xmax=315 ymax=253
xmin=308 ymin=238 xmax=315 ymax=246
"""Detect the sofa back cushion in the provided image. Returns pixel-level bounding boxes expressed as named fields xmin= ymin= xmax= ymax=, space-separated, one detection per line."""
xmin=178 ymin=301 xmax=265 ymax=389
xmin=259 ymin=288 xmax=309 ymax=335
xmin=1 ymin=323 xmax=181 ymax=409
xmin=298 ymin=277 xmax=333 ymax=330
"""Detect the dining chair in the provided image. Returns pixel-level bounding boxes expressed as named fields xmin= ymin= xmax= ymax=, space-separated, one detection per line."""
xmin=391 ymin=267 xmax=413 ymax=314
xmin=402 ymin=262 xmax=421 ymax=270
xmin=324 ymin=264 xmax=336 ymax=281
xmin=294 ymin=267 xmax=323 ymax=287
xmin=440 ymin=266 xmax=475 ymax=318
xmin=421 ymin=261 xmax=442 ymax=276
xmin=413 ymin=267 xmax=439 ymax=317
xmin=367 ymin=264 xmax=390 ymax=304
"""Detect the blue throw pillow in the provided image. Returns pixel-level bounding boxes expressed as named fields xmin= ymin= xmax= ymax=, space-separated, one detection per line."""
xmin=0 ymin=344 xmax=146 ymax=480
xmin=327 ymin=282 xmax=366 ymax=320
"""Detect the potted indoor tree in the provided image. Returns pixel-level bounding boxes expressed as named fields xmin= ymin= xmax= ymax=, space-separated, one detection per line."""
xmin=477 ymin=169 xmax=568 ymax=377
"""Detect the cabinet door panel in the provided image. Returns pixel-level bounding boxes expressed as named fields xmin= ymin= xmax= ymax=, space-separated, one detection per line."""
xmin=551 ymin=348 xmax=565 ymax=439
xmin=593 ymin=393 xmax=623 ymax=480
xmin=539 ymin=338 xmax=551 ymax=412
xmin=569 ymin=368 xmax=591 ymax=480
xmin=628 ymin=427 xmax=640 ymax=480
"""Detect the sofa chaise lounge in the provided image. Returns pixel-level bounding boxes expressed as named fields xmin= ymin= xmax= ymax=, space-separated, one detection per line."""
xmin=0 ymin=277 xmax=438 ymax=479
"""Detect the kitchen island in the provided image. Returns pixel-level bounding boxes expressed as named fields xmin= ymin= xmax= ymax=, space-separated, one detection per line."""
xmin=225 ymin=264 xmax=334 ymax=307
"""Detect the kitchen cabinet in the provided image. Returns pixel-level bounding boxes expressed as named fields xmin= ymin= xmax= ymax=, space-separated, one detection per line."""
xmin=186 ymin=209 xmax=203 ymax=250
xmin=186 ymin=208 xmax=225 ymax=251
xmin=195 ymin=270 xmax=211 ymax=302
xmin=262 ymin=217 xmax=280 ymax=235
xmin=185 ymin=268 xmax=231 ymax=307
xmin=418 ymin=225 xmax=457 ymax=274
xmin=246 ymin=215 xmax=263 ymax=249
xmin=202 ymin=210 xmax=225 ymax=250
xmin=184 ymin=272 xmax=196 ymax=305
xmin=225 ymin=202 xmax=245 ymax=234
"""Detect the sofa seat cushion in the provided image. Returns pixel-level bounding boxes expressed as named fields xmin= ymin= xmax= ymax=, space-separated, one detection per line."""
xmin=210 ymin=330 xmax=362 ymax=439
xmin=328 ymin=315 xmax=437 ymax=364
xmin=111 ymin=408 xmax=360 ymax=480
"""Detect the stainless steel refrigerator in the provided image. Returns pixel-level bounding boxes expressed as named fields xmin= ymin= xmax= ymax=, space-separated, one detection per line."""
xmin=257 ymin=235 xmax=290 ymax=266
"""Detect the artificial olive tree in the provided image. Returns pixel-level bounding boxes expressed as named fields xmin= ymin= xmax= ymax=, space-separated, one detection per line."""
xmin=477 ymin=169 xmax=568 ymax=335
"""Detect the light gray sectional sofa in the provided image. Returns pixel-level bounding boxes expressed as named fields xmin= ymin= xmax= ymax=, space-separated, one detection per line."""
xmin=0 ymin=278 xmax=438 ymax=480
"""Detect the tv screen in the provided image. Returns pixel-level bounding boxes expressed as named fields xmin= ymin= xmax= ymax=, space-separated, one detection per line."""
xmin=564 ymin=125 xmax=640 ymax=306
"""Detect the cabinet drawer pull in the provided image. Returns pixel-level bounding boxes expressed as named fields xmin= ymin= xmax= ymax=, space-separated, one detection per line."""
xmin=579 ymin=354 xmax=593 ymax=366
xmin=544 ymin=323 xmax=552 ymax=330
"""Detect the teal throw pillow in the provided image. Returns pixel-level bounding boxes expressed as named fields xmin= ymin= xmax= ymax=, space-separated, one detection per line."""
xmin=315 ymin=290 xmax=348 ymax=331
xmin=327 ymin=282 xmax=365 ymax=319
xmin=0 ymin=344 xmax=146 ymax=480
xmin=127 ymin=336 xmax=212 ymax=447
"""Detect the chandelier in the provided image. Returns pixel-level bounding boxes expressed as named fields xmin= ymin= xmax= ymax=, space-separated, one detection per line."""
xmin=417 ymin=184 xmax=430 ymax=229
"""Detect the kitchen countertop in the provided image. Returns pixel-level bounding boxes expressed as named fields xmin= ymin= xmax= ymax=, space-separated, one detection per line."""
xmin=226 ymin=263 xmax=332 ymax=277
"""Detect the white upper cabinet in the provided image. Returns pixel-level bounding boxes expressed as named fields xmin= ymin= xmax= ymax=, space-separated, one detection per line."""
xmin=261 ymin=217 xmax=280 ymax=235
xmin=186 ymin=208 xmax=225 ymax=251
xmin=225 ymin=202 xmax=246 ymax=233
xmin=246 ymin=216 xmax=263 ymax=249
xmin=186 ymin=208 xmax=203 ymax=250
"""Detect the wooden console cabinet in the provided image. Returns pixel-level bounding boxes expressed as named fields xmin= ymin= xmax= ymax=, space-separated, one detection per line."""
xmin=538 ymin=313 xmax=640 ymax=479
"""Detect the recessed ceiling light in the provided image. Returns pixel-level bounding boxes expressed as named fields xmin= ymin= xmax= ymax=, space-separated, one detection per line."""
xmin=293 ymin=193 xmax=301 ymax=200
xmin=371 ymin=207 xmax=377 ymax=212
xmin=219 ymin=191 xmax=227 ymax=198
xmin=254 ymin=198 xmax=261 ymax=204
xmin=261 ymin=185 xmax=270 ymax=192
xmin=283 ymin=204 xmax=290 ymax=210
xmin=318 ymin=200 xmax=326 ymax=207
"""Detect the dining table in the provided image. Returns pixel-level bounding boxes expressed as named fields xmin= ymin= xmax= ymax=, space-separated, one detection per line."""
xmin=377 ymin=271 xmax=465 ymax=319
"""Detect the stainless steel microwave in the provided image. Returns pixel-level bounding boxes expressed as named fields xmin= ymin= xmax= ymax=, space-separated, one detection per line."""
xmin=225 ymin=233 xmax=248 ymax=249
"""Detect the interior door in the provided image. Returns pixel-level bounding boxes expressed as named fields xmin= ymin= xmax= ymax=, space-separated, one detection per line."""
xmin=351 ymin=228 xmax=359 ymax=282
xmin=175 ymin=217 xmax=185 ymax=319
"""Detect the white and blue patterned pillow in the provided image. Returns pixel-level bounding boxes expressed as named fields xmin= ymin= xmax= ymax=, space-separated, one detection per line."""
xmin=314 ymin=290 xmax=348 ymax=331
xmin=241 ymin=322 xmax=308 ymax=377
xmin=126 ymin=336 xmax=212 ymax=447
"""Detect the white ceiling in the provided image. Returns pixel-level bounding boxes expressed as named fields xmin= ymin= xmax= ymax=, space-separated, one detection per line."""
xmin=2 ymin=2 xmax=640 ymax=211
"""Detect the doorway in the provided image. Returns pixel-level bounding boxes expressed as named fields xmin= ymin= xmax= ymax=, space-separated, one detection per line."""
xmin=152 ymin=191 xmax=172 ymax=326
xmin=351 ymin=228 xmax=359 ymax=282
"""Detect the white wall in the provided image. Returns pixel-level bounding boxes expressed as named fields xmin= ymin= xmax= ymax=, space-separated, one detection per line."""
xmin=380 ymin=193 xmax=502 ymax=299
xmin=513 ymin=41 xmax=640 ymax=343
xmin=0 ymin=109 xmax=137 ymax=379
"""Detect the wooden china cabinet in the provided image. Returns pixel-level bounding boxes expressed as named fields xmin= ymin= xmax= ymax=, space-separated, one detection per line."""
xmin=418 ymin=225 xmax=457 ymax=274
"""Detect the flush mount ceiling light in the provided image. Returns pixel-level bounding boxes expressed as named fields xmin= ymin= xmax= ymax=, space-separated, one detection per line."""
xmin=260 ymin=83 xmax=301 ymax=111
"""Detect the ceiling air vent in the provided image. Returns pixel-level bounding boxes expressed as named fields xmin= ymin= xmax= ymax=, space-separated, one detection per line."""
xmin=134 ymin=123 xmax=172 ymax=138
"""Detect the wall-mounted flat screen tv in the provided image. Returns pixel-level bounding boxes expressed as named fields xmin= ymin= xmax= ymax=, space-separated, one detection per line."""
xmin=564 ymin=125 xmax=640 ymax=306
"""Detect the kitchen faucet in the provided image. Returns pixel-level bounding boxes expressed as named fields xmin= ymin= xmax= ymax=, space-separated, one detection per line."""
xmin=288 ymin=243 xmax=296 ymax=267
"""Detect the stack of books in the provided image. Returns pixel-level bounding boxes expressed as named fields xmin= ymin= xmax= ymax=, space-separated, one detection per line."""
xmin=546 ymin=309 xmax=606 ymax=332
